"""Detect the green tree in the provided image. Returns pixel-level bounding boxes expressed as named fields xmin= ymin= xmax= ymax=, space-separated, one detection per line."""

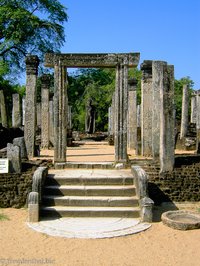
xmin=174 ymin=76 xmax=194 ymax=120
xmin=0 ymin=0 xmax=68 ymax=75
xmin=68 ymin=68 xmax=115 ymax=131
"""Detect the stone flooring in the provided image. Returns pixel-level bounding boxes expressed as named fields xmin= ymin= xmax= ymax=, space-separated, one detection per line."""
xmin=27 ymin=217 xmax=151 ymax=239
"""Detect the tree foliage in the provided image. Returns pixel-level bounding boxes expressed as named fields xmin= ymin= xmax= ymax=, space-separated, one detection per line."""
xmin=0 ymin=0 xmax=68 ymax=75
xmin=68 ymin=68 xmax=116 ymax=131
xmin=174 ymin=76 xmax=194 ymax=120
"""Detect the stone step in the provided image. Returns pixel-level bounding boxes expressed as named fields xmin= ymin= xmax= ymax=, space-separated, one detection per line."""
xmin=56 ymin=162 xmax=115 ymax=169
xmin=43 ymin=185 xmax=136 ymax=197
xmin=42 ymin=195 xmax=138 ymax=207
xmin=45 ymin=175 xmax=134 ymax=186
xmin=40 ymin=206 xmax=140 ymax=218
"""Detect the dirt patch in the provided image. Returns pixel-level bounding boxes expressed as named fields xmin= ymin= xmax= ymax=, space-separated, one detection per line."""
xmin=0 ymin=207 xmax=200 ymax=266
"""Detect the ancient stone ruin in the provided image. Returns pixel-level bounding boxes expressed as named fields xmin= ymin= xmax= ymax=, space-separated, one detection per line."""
xmin=1 ymin=51 xmax=200 ymax=228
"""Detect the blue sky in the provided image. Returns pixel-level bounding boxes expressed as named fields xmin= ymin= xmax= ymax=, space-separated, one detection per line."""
xmin=59 ymin=0 xmax=200 ymax=88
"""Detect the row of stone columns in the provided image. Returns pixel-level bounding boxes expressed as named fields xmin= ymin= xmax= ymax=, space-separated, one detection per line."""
xmin=141 ymin=60 xmax=175 ymax=172
xmin=108 ymin=60 xmax=175 ymax=172
xmin=24 ymin=54 xmax=178 ymax=173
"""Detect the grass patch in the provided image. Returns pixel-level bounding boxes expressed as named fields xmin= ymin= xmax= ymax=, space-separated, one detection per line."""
xmin=0 ymin=211 xmax=9 ymax=221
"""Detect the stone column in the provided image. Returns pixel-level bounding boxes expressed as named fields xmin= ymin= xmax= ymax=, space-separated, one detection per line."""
xmin=114 ymin=59 xmax=128 ymax=163
xmin=22 ymin=96 xmax=25 ymax=126
xmin=108 ymin=93 xmax=115 ymax=145
xmin=54 ymin=60 xmax=67 ymax=163
xmin=36 ymin=103 xmax=41 ymax=128
xmin=0 ymin=90 xmax=8 ymax=128
xmin=137 ymin=104 xmax=141 ymax=128
xmin=49 ymin=99 xmax=54 ymax=146
xmin=196 ymin=90 xmax=200 ymax=152
xmin=12 ymin=93 xmax=21 ymax=128
xmin=152 ymin=61 xmax=164 ymax=160
xmin=24 ymin=55 xmax=39 ymax=158
xmin=67 ymin=105 xmax=72 ymax=130
xmin=41 ymin=74 xmax=50 ymax=149
xmin=153 ymin=62 xmax=175 ymax=173
xmin=127 ymin=78 xmax=137 ymax=151
xmin=191 ymin=91 xmax=197 ymax=123
xmin=108 ymin=106 xmax=112 ymax=135
xmin=141 ymin=60 xmax=153 ymax=157
xmin=180 ymin=84 xmax=189 ymax=139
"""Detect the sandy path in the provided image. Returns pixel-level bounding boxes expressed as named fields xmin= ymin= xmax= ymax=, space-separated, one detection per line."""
xmin=0 ymin=208 xmax=200 ymax=266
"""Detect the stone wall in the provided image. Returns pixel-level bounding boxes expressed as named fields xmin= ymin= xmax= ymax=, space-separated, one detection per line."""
xmin=0 ymin=161 xmax=52 ymax=208
xmin=132 ymin=156 xmax=200 ymax=204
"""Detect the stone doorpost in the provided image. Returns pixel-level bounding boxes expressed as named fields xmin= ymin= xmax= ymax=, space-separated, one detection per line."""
xmin=127 ymin=78 xmax=137 ymax=151
xmin=54 ymin=60 xmax=67 ymax=163
xmin=114 ymin=59 xmax=128 ymax=163
xmin=41 ymin=74 xmax=50 ymax=149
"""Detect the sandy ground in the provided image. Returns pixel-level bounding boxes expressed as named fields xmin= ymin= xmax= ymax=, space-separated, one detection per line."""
xmin=0 ymin=207 xmax=200 ymax=266
xmin=1 ymin=142 xmax=200 ymax=266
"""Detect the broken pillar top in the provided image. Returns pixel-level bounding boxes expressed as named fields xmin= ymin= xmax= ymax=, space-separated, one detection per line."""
xmin=140 ymin=60 xmax=152 ymax=79
xmin=25 ymin=55 xmax=39 ymax=75
xmin=41 ymin=74 xmax=51 ymax=89
xmin=128 ymin=78 xmax=138 ymax=91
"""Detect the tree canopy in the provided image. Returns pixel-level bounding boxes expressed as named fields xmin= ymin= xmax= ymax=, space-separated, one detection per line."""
xmin=0 ymin=0 xmax=68 ymax=75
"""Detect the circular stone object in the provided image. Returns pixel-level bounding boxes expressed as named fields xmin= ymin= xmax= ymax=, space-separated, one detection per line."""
xmin=161 ymin=210 xmax=200 ymax=230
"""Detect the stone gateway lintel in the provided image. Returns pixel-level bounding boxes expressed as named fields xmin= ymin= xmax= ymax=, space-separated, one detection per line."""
xmin=44 ymin=53 xmax=140 ymax=68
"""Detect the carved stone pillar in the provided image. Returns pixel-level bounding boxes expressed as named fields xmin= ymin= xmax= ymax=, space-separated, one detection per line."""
xmin=12 ymin=93 xmax=22 ymax=128
xmin=152 ymin=61 xmax=175 ymax=173
xmin=24 ymin=55 xmax=39 ymax=158
xmin=180 ymin=84 xmax=189 ymax=139
xmin=41 ymin=74 xmax=50 ymax=149
xmin=114 ymin=59 xmax=128 ymax=163
xmin=0 ymin=90 xmax=8 ymax=128
xmin=54 ymin=60 xmax=67 ymax=163
xmin=127 ymin=78 xmax=137 ymax=151
xmin=191 ymin=91 xmax=197 ymax=123
xmin=49 ymin=98 xmax=54 ymax=146
xmin=141 ymin=60 xmax=153 ymax=157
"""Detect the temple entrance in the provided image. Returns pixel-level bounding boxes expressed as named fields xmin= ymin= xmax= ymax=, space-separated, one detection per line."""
xmin=44 ymin=53 xmax=140 ymax=167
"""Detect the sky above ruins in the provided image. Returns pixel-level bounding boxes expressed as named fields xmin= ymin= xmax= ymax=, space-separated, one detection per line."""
xmin=59 ymin=0 xmax=200 ymax=89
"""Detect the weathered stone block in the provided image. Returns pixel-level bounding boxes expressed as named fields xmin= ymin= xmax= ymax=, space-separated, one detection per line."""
xmin=7 ymin=143 xmax=21 ymax=173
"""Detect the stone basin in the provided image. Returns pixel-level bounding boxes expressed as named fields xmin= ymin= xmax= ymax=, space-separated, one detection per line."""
xmin=161 ymin=210 xmax=200 ymax=230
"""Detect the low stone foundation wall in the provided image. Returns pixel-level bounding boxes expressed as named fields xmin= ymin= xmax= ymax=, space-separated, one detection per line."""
xmin=0 ymin=160 xmax=52 ymax=208
xmin=150 ymin=157 xmax=200 ymax=204
xmin=132 ymin=156 xmax=200 ymax=205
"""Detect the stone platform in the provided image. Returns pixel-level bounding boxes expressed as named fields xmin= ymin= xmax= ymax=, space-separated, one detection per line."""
xmin=27 ymin=217 xmax=151 ymax=239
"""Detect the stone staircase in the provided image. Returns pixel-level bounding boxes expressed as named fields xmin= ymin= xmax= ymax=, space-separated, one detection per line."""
xmin=40 ymin=169 xmax=140 ymax=218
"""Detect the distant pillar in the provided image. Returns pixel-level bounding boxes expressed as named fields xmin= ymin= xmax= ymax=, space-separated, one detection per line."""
xmin=180 ymin=84 xmax=189 ymax=139
xmin=127 ymin=78 xmax=137 ymax=151
xmin=41 ymin=74 xmax=50 ymax=149
xmin=24 ymin=55 xmax=39 ymax=158
xmin=49 ymin=99 xmax=54 ymax=146
xmin=67 ymin=105 xmax=72 ymax=130
xmin=137 ymin=104 xmax=141 ymax=128
xmin=191 ymin=91 xmax=197 ymax=123
xmin=108 ymin=93 xmax=115 ymax=145
xmin=0 ymin=90 xmax=8 ymax=128
xmin=196 ymin=90 xmax=200 ymax=153
xmin=12 ymin=93 xmax=21 ymax=128
xmin=141 ymin=60 xmax=153 ymax=157
xmin=22 ymin=96 xmax=25 ymax=126
xmin=54 ymin=60 xmax=67 ymax=163
xmin=36 ymin=103 xmax=41 ymax=128
xmin=114 ymin=59 xmax=128 ymax=162
xmin=152 ymin=61 xmax=175 ymax=173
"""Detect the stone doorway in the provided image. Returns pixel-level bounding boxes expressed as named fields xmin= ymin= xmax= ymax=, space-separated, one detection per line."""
xmin=44 ymin=53 xmax=140 ymax=167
